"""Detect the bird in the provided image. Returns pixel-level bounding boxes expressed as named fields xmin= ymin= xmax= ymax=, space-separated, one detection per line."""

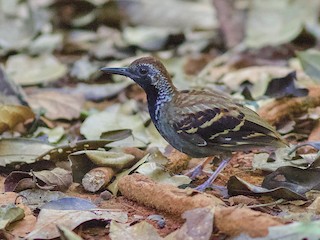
xmin=101 ymin=56 xmax=287 ymax=191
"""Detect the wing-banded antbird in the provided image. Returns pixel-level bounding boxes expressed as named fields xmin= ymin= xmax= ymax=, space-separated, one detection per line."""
xmin=101 ymin=57 xmax=286 ymax=191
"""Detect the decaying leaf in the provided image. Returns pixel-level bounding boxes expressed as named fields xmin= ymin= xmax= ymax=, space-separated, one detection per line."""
xmin=38 ymin=138 xmax=130 ymax=165
xmin=165 ymin=208 xmax=214 ymax=240
xmin=100 ymin=129 xmax=132 ymax=141
xmin=0 ymin=0 xmax=41 ymax=53
xmin=6 ymin=54 xmax=68 ymax=86
xmin=33 ymin=168 xmax=73 ymax=191
xmin=65 ymin=82 xmax=132 ymax=101
xmin=70 ymin=56 xmax=99 ymax=81
xmin=80 ymin=103 xmax=149 ymax=147
xmin=297 ymin=49 xmax=320 ymax=83
xmin=136 ymin=162 xmax=191 ymax=187
xmin=26 ymin=209 xmax=128 ymax=239
xmin=19 ymin=189 xmax=67 ymax=211
xmin=41 ymin=197 xmax=97 ymax=211
xmin=235 ymin=220 xmax=320 ymax=240
xmin=4 ymin=167 xmax=72 ymax=192
xmin=0 ymin=66 xmax=28 ymax=105
xmin=227 ymin=176 xmax=306 ymax=200
xmin=262 ymin=166 xmax=320 ymax=196
xmin=123 ymin=26 xmax=182 ymax=51
xmin=71 ymin=150 xmax=136 ymax=170
xmin=0 ymin=192 xmax=36 ymax=238
xmin=4 ymin=171 xmax=35 ymax=192
xmin=0 ymin=105 xmax=34 ymax=134
xmin=68 ymin=149 xmax=134 ymax=185
xmin=107 ymin=155 xmax=148 ymax=195
xmin=33 ymin=126 xmax=65 ymax=144
xmin=218 ymin=66 xmax=294 ymax=98
xmin=110 ymin=220 xmax=162 ymax=240
xmin=27 ymin=90 xmax=84 ymax=120
xmin=29 ymin=33 xmax=63 ymax=55
xmin=119 ymin=0 xmax=216 ymax=30
xmin=0 ymin=138 xmax=53 ymax=167
xmin=57 ymin=224 xmax=83 ymax=240
xmin=245 ymin=0 xmax=320 ymax=48
xmin=264 ymin=72 xmax=308 ymax=99
xmin=0 ymin=204 xmax=25 ymax=230
xmin=252 ymin=147 xmax=307 ymax=172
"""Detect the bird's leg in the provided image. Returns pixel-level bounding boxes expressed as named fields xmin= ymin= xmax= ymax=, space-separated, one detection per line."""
xmin=194 ymin=157 xmax=231 ymax=192
xmin=185 ymin=156 xmax=215 ymax=180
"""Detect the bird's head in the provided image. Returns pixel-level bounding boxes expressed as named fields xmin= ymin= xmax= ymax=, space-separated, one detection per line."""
xmin=101 ymin=57 xmax=175 ymax=94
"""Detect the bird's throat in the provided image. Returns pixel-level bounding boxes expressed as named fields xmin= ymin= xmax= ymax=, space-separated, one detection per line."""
xmin=146 ymin=84 xmax=174 ymax=122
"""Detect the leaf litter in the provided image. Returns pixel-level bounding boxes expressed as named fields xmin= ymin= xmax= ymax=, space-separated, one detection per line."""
xmin=1 ymin=0 xmax=320 ymax=239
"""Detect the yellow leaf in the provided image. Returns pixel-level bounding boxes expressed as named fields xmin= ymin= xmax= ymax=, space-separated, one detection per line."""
xmin=0 ymin=105 xmax=34 ymax=133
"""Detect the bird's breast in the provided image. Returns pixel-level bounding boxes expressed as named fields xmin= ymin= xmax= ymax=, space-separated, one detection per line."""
xmin=149 ymin=103 xmax=215 ymax=157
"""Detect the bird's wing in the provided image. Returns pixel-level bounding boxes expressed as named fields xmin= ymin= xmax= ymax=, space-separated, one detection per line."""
xmin=170 ymin=91 xmax=284 ymax=149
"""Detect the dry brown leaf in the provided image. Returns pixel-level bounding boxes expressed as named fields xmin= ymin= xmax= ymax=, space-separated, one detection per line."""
xmin=0 ymin=105 xmax=34 ymax=133
xmin=33 ymin=168 xmax=73 ymax=192
xmin=110 ymin=220 xmax=162 ymax=240
xmin=5 ymin=168 xmax=72 ymax=192
xmin=165 ymin=208 xmax=214 ymax=240
xmin=26 ymin=209 xmax=128 ymax=239
xmin=27 ymin=91 xmax=84 ymax=120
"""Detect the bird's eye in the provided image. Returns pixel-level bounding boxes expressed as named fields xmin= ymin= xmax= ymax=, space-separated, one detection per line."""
xmin=138 ymin=67 xmax=148 ymax=76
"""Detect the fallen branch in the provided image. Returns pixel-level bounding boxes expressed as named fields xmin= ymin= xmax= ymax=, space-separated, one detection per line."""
xmin=259 ymin=86 xmax=320 ymax=126
xmin=118 ymin=174 xmax=284 ymax=237
xmin=82 ymin=167 xmax=114 ymax=192
xmin=118 ymin=173 xmax=224 ymax=216
xmin=215 ymin=207 xmax=283 ymax=237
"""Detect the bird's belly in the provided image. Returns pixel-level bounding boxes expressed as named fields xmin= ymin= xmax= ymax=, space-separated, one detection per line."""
xmin=154 ymin=118 xmax=215 ymax=158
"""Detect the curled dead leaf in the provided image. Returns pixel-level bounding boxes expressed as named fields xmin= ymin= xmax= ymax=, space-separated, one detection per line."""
xmin=5 ymin=168 xmax=72 ymax=192
xmin=0 ymin=105 xmax=34 ymax=133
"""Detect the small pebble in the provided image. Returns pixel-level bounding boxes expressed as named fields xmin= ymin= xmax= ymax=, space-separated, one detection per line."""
xmin=99 ymin=190 xmax=113 ymax=200
xmin=147 ymin=214 xmax=166 ymax=229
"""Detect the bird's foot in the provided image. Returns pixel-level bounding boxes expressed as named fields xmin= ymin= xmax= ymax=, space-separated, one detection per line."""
xmin=195 ymin=184 xmax=229 ymax=197
xmin=185 ymin=164 xmax=204 ymax=180
xmin=194 ymin=181 xmax=210 ymax=192
xmin=185 ymin=156 xmax=215 ymax=180
xmin=194 ymin=158 xmax=230 ymax=192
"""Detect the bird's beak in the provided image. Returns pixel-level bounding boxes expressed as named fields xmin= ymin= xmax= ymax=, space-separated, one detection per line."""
xmin=100 ymin=67 xmax=134 ymax=78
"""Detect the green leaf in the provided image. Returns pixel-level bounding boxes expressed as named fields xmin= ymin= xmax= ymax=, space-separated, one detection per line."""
xmin=85 ymin=151 xmax=135 ymax=169
xmin=57 ymin=224 xmax=84 ymax=240
xmin=235 ymin=220 xmax=320 ymax=240
xmin=107 ymin=154 xmax=148 ymax=195
xmin=136 ymin=162 xmax=191 ymax=186
xmin=245 ymin=0 xmax=320 ymax=48
xmin=297 ymin=50 xmax=320 ymax=82
xmin=110 ymin=220 xmax=162 ymax=240
xmin=80 ymin=103 xmax=149 ymax=147
xmin=0 ymin=204 xmax=25 ymax=230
